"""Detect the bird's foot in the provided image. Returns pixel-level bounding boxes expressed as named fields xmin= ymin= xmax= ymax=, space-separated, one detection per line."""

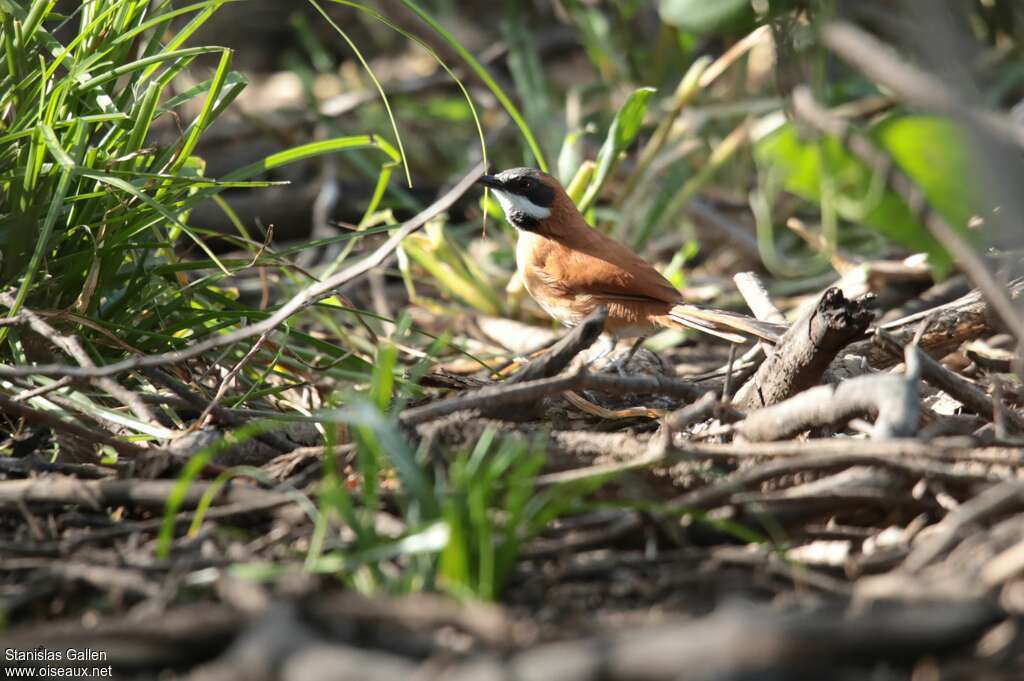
xmin=610 ymin=354 xmax=631 ymax=377
xmin=608 ymin=337 xmax=646 ymax=376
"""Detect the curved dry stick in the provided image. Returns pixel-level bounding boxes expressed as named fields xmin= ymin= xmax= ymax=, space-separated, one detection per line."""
xmin=734 ymin=345 xmax=921 ymax=442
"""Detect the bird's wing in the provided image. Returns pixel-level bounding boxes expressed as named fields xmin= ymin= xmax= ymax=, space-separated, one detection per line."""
xmin=548 ymin=228 xmax=788 ymax=343
xmin=552 ymin=227 xmax=682 ymax=304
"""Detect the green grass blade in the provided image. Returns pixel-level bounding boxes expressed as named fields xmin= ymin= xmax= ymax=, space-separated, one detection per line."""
xmin=77 ymin=46 xmax=224 ymax=89
xmin=578 ymin=86 xmax=656 ymax=214
xmin=168 ymin=47 xmax=232 ymax=171
xmin=80 ymin=170 xmax=230 ymax=275
xmin=320 ymin=1 xmax=488 ymax=194
xmin=222 ymin=135 xmax=382 ymax=180
xmin=112 ymin=0 xmax=239 ymax=47
xmin=1 ymin=121 xmax=83 ymax=333
xmin=397 ymin=0 xmax=548 ymax=172
xmin=308 ymin=0 xmax=411 ymax=187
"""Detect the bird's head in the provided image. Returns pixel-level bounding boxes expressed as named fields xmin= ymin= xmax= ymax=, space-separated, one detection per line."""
xmin=477 ymin=167 xmax=570 ymax=235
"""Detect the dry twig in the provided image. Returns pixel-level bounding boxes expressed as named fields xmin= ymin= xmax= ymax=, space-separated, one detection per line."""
xmin=400 ymin=369 xmax=708 ymax=426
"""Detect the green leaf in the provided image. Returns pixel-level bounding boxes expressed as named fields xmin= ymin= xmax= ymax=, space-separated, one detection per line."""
xmin=659 ymin=0 xmax=799 ymax=35
xmin=658 ymin=0 xmax=754 ymax=34
xmin=754 ymin=116 xmax=976 ymax=276
xmin=875 ymin=116 xmax=975 ymax=234
xmin=168 ymin=48 xmax=233 ymax=172
xmin=80 ymin=171 xmax=231 ymax=275
xmin=578 ymin=86 xmax=656 ymax=213
xmin=223 ymin=135 xmax=382 ymax=181
xmin=77 ymin=46 xmax=224 ymax=89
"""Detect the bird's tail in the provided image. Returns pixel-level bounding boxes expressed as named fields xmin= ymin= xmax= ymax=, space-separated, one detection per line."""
xmin=662 ymin=304 xmax=787 ymax=344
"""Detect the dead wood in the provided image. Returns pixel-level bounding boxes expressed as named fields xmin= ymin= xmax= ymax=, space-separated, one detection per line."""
xmin=489 ymin=307 xmax=608 ymax=420
xmin=667 ymin=448 xmax=999 ymax=512
xmin=875 ymin=329 xmax=1024 ymax=433
xmin=400 ymin=369 xmax=709 ymax=426
xmin=184 ymin=602 xmax=991 ymax=679
xmin=144 ymin=368 xmax=297 ymax=456
xmin=0 ymin=292 xmax=155 ymax=422
xmin=0 ymin=454 xmax=114 ymax=479
xmin=13 ymin=596 xmax=995 ymax=681
xmin=729 ymin=465 xmax=905 ymax=509
xmin=733 ymin=271 xmax=786 ymax=324
xmin=663 ymin=391 xmax=721 ymax=432
xmin=671 ymin=437 xmax=1024 ymax=465
xmin=879 ymin=274 xmax=970 ymax=323
xmin=732 ymin=287 xmax=872 ymax=410
xmin=0 ymin=603 xmax=243 ymax=670
xmin=844 ymin=276 xmax=1024 ymax=369
xmin=0 ymin=474 xmax=288 ymax=510
xmin=733 ymin=346 xmax=920 ymax=441
xmin=506 ymin=308 xmax=608 ymax=385
xmin=442 ymin=602 xmax=999 ymax=681
xmin=903 ymin=478 xmax=1024 ymax=573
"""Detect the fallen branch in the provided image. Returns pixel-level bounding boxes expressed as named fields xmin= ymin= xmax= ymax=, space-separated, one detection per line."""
xmin=506 ymin=307 xmax=607 ymax=385
xmin=443 ymin=601 xmax=999 ymax=681
xmin=874 ymin=329 xmax=1024 ymax=433
xmin=733 ymin=287 xmax=872 ymax=410
xmin=143 ymin=368 xmax=295 ymax=454
xmin=903 ymin=478 xmax=1024 ymax=573
xmin=0 ymin=475 xmax=287 ymax=510
xmin=12 ymin=596 xmax=995 ymax=680
xmin=0 ymin=293 xmax=155 ymax=423
xmin=663 ymin=391 xmax=722 ymax=433
xmin=733 ymin=271 xmax=786 ymax=324
xmin=669 ymin=449 xmax=998 ymax=512
xmin=400 ymin=369 xmax=709 ymax=426
xmin=490 ymin=308 xmax=608 ymax=420
xmin=729 ymin=466 xmax=905 ymax=509
xmin=0 ymin=393 xmax=152 ymax=460
xmin=845 ymin=277 xmax=1024 ymax=369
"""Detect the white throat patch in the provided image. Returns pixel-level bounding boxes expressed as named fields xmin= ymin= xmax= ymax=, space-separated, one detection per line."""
xmin=492 ymin=189 xmax=551 ymax=222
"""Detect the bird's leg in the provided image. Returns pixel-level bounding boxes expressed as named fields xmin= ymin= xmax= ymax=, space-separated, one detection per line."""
xmin=610 ymin=336 xmax=646 ymax=376
xmin=585 ymin=334 xmax=617 ymax=371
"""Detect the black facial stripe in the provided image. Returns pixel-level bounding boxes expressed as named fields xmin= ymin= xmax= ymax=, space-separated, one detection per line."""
xmin=525 ymin=182 xmax=554 ymax=209
xmin=508 ymin=209 xmax=539 ymax=231
xmin=494 ymin=168 xmax=555 ymax=208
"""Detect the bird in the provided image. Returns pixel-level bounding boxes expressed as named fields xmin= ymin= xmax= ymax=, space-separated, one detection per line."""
xmin=477 ymin=167 xmax=786 ymax=368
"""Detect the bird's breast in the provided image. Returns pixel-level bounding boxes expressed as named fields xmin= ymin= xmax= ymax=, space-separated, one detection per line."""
xmin=516 ymin=232 xmax=581 ymax=327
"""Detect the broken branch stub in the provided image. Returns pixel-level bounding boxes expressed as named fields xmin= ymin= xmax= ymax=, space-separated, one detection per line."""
xmin=733 ymin=287 xmax=873 ymax=410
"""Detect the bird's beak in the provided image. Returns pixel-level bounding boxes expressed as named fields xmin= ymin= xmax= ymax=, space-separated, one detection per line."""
xmin=477 ymin=174 xmax=503 ymax=190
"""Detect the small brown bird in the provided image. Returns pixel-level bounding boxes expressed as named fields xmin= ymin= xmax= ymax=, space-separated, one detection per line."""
xmin=478 ymin=167 xmax=785 ymax=360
